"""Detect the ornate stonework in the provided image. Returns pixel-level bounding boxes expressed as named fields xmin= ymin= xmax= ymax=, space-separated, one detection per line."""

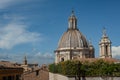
xmin=99 ymin=28 xmax=112 ymax=58
xmin=55 ymin=11 xmax=95 ymax=63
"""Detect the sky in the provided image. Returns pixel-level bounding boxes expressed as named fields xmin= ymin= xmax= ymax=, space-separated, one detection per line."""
xmin=0 ymin=0 xmax=120 ymax=65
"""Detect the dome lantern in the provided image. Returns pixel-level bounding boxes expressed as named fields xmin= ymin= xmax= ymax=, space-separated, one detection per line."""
xmin=68 ymin=10 xmax=77 ymax=30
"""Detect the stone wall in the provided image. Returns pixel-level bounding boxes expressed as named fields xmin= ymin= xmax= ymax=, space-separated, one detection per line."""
xmin=85 ymin=77 xmax=120 ymax=80
xmin=49 ymin=72 xmax=120 ymax=80
xmin=49 ymin=72 xmax=69 ymax=80
xmin=23 ymin=70 xmax=49 ymax=80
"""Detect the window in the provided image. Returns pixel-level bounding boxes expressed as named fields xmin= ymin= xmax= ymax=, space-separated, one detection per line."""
xmin=36 ymin=70 xmax=39 ymax=76
xmin=61 ymin=58 xmax=64 ymax=62
xmin=3 ymin=77 xmax=7 ymax=80
xmin=105 ymin=45 xmax=108 ymax=56
xmin=8 ymin=76 xmax=12 ymax=80
xmin=16 ymin=75 xmax=20 ymax=80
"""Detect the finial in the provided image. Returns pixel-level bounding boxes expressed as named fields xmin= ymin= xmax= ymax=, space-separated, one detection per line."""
xmin=103 ymin=27 xmax=107 ymax=37
xmin=72 ymin=10 xmax=74 ymax=14
xmin=24 ymin=55 xmax=27 ymax=60
xmin=89 ymin=38 xmax=92 ymax=45
xmin=71 ymin=8 xmax=75 ymax=16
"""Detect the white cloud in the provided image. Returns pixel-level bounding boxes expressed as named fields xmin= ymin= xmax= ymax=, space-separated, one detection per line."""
xmin=112 ymin=46 xmax=120 ymax=58
xmin=33 ymin=52 xmax=54 ymax=65
xmin=0 ymin=21 xmax=41 ymax=49
xmin=0 ymin=0 xmax=16 ymax=9
xmin=0 ymin=0 xmax=30 ymax=9
xmin=3 ymin=14 xmax=25 ymax=20
xmin=0 ymin=52 xmax=54 ymax=65
xmin=35 ymin=52 xmax=54 ymax=59
xmin=0 ymin=0 xmax=45 ymax=9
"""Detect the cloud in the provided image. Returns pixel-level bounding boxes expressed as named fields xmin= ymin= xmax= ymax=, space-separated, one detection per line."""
xmin=0 ymin=52 xmax=26 ymax=63
xmin=0 ymin=0 xmax=30 ymax=9
xmin=0 ymin=21 xmax=41 ymax=49
xmin=0 ymin=0 xmax=45 ymax=9
xmin=0 ymin=0 xmax=16 ymax=9
xmin=112 ymin=46 xmax=120 ymax=58
xmin=3 ymin=14 xmax=25 ymax=20
xmin=0 ymin=54 xmax=10 ymax=60
xmin=0 ymin=51 xmax=54 ymax=65
xmin=33 ymin=52 xmax=54 ymax=65
xmin=35 ymin=52 xmax=54 ymax=59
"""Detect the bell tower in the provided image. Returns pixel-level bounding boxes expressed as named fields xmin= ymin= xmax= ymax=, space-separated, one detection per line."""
xmin=99 ymin=28 xmax=112 ymax=58
xmin=23 ymin=56 xmax=27 ymax=65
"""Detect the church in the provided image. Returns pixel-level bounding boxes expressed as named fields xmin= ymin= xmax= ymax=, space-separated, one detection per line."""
xmin=54 ymin=11 xmax=112 ymax=63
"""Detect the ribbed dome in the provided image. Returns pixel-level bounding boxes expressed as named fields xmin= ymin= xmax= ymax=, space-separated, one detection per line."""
xmin=57 ymin=11 xmax=89 ymax=49
xmin=58 ymin=29 xmax=88 ymax=49
xmin=55 ymin=11 xmax=95 ymax=63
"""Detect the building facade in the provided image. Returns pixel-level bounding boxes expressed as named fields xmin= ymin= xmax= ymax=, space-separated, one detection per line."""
xmin=0 ymin=67 xmax=23 ymax=80
xmin=0 ymin=61 xmax=23 ymax=80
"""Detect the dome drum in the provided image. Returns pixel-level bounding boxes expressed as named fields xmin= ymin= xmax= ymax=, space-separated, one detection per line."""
xmin=58 ymin=30 xmax=89 ymax=49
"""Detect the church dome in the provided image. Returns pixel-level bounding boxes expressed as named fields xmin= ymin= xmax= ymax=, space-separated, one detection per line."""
xmin=58 ymin=29 xmax=89 ymax=49
xmin=57 ymin=11 xmax=89 ymax=49
xmin=55 ymin=11 xmax=95 ymax=63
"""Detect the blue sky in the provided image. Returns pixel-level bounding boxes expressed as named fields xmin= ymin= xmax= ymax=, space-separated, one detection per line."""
xmin=0 ymin=0 xmax=120 ymax=65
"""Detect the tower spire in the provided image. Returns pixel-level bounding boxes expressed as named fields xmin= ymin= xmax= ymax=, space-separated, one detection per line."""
xmin=68 ymin=10 xmax=77 ymax=29
xmin=71 ymin=9 xmax=74 ymax=16
xmin=23 ymin=55 xmax=27 ymax=65
xmin=103 ymin=27 xmax=107 ymax=37
xmin=99 ymin=28 xmax=112 ymax=58
xmin=89 ymin=38 xmax=92 ymax=45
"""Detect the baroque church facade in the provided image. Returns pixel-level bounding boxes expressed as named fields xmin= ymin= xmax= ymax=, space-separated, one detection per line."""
xmin=54 ymin=11 xmax=112 ymax=63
